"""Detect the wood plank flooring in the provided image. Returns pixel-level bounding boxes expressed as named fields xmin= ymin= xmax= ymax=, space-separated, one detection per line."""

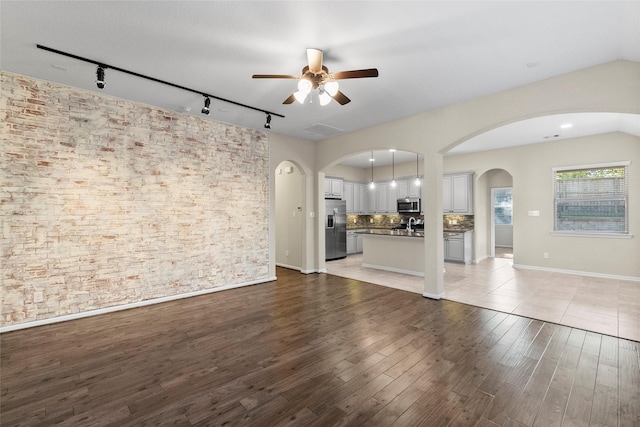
xmin=2 ymin=267 xmax=639 ymax=426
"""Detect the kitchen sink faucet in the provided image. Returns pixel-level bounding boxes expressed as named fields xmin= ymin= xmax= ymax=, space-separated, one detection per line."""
xmin=407 ymin=217 xmax=416 ymax=232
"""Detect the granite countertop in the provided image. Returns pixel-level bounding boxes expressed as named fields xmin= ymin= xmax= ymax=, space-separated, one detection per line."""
xmin=443 ymin=228 xmax=474 ymax=232
xmin=355 ymin=229 xmax=424 ymax=238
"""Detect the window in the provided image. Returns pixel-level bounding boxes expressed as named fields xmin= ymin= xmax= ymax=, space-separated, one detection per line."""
xmin=553 ymin=162 xmax=629 ymax=235
xmin=493 ymin=188 xmax=512 ymax=225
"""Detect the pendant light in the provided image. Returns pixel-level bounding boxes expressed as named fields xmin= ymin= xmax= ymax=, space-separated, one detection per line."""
xmin=369 ymin=151 xmax=375 ymax=189
xmin=415 ymin=153 xmax=421 ymax=186
xmin=390 ymin=149 xmax=397 ymax=187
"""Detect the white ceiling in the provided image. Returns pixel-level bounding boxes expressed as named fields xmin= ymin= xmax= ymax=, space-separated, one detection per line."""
xmin=1 ymin=1 xmax=639 ymax=167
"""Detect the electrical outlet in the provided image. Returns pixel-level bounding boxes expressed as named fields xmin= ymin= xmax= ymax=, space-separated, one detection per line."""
xmin=543 ymin=252 xmax=549 ymax=259
xmin=198 ymin=270 xmax=203 ymax=278
xmin=286 ymin=250 xmax=289 ymax=256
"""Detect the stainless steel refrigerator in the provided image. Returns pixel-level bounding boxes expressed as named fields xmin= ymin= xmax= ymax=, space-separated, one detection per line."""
xmin=325 ymin=199 xmax=347 ymax=261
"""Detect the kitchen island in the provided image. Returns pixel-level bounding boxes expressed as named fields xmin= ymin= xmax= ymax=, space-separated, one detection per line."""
xmin=355 ymin=229 xmax=425 ymax=276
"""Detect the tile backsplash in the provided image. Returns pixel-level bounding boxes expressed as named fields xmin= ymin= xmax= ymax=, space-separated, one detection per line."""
xmin=443 ymin=215 xmax=474 ymax=230
xmin=346 ymin=214 xmax=474 ymax=231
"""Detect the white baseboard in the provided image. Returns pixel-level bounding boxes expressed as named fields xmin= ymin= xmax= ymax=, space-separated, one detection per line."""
xmin=0 ymin=276 xmax=277 ymax=334
xmin=276 ymin=262 xmax=301 ymax=271
xmin=512 ymin=264 xmax=640 ymax=282
xmin=423 ymin=291 xmax=446 ymax=300
xmin=275 ymin=263 xmax=319 ymax=275
xmin=318 ymin=268 xmax=328 ymax=273
xmin=362 ymin=263 xmax=424 ymax=277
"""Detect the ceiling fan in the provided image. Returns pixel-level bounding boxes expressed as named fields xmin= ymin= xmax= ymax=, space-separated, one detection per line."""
xmin=252 ymin=48 xmax=379 ymax=106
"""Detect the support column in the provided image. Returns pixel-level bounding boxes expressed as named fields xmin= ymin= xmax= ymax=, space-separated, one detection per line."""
xmin=422 ymin=153 xmax=445 ymax=299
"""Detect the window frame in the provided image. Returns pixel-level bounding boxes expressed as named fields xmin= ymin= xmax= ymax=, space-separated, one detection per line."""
xmin=552 ymin=161 xmax=631 ymax=238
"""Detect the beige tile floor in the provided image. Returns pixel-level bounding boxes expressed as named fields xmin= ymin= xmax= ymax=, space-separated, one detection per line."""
xmin=326 ymin=248 xmax=640 ymax=342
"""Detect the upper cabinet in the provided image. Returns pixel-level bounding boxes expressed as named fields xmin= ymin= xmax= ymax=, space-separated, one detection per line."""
xmin=443 ymin=172 xmax=473 ymax=214
xmin=344 ymin=181 xmax=368 ymax=214
xmin=375 ymin=182 xmax=397 ymax=213
xmin=324 ymin=177 xmax=343 ymax=199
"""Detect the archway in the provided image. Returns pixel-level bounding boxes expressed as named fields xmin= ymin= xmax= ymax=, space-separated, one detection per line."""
xmin=476 ymin=169 xmax=514 ymax=260
xmin=319 ymin=149 xmax=425 ymax=286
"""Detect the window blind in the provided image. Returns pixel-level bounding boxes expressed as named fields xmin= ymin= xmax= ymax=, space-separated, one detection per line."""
xmin=553 ymin=163 xmax=628 ymax=234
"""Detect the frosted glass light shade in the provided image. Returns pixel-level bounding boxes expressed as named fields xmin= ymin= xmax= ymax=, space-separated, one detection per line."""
xmin=319 ymin=90 xmax=332 ymax=106
xmin=325 ymin=81 xmax=339 ymax=96
xmin=294 ymin=79 xmax=312 ymax=104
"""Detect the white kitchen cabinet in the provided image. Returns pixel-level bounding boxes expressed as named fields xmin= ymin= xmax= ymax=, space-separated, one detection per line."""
xmin=324 ymin=177 xmax=343 ymax=199
xmin=367 ymin=185 xmax=377 ymax=214
xmin=408 ymin=178 xmax=422 ymax=198
xmin=356 ymin=234 xmax=363 ymax=253
xmin=443 ymin=172 xmax=473 ymax=214
xmin=345 ymin=182 xmax=370 ymax=214
xmin=394 ymin=179 xmax=409 ymax=199
xmin=376 ymin=182 xmax=389 ymax=213
xmin=387 ymin=183 xmax=398 ymax=213
xmin=347 ymin=232 xmax=357 ymax=254
xmin=347 ymin=230 xmax=364 ymax=254
xmin=373 ymin=181 xmax=399 ymax=213
xmin=444 ymin=231 xmax=473 ymax=264
xmin=344 ymin=181 xmax=355 ymax=213
xmin=357 ymin=184 xmax=367 ymax=214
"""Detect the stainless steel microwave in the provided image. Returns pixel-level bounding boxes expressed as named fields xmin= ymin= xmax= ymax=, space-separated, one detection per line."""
xmin=397 ymin=197 xmax=421 ymax=213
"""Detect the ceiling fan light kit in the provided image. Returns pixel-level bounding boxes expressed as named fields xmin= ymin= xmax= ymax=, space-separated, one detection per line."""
xmin=253 ymin=48 xmax=378 ymax=106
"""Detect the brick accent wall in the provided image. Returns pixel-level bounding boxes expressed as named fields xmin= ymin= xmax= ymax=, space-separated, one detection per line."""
xmin=1 ymin=72 xmax=269 ymax=327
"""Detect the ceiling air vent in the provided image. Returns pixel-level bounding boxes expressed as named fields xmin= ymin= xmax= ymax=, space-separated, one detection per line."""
xmin=304 ymin=123 xmax=344 ymax=137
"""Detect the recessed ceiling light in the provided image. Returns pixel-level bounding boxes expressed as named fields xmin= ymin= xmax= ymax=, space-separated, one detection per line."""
xmin=369 ymin=158 xmax=375 ymax=162
xmin=560 ymin=123 xmax=572 ymax=129
xmin=389 ymin=149 xmax=396 ymax=152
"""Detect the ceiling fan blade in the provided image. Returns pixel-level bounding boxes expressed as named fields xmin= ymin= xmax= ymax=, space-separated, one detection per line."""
xmin=332 ymin=68 xmax=379 ymax=80
xmin=331 ymin=90 xmax=351 ymax=105
xmin=307 ymin=48 xmax=323 ymax=73
xmin=283 ymin=93 xmax=296 ymax=104
xmin=252 ymin=74 xmax=299 ymax=79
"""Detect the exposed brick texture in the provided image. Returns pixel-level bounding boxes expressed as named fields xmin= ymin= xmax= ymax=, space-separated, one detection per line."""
xmin=1 ymin=72 xmax=269 ymax=327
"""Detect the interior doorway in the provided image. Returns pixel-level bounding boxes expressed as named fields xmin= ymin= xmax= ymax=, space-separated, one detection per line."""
xmin=275 ymin=161 xmax=305 ymax=271
xmin=491 ymin=187 xmax=513 ymax=259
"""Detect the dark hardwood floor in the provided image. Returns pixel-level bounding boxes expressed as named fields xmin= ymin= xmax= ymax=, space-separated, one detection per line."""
xmin=1 ymin=267 xmax=639 ymax=426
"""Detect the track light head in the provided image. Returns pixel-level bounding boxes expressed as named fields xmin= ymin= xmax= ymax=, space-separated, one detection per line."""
xmin=201 ymin=96 xmax=210 ymax=115
xmin=96 ymin=66 xmax=106 ymax=89
xmin=264 ymin=113 xmax=272 ymax=129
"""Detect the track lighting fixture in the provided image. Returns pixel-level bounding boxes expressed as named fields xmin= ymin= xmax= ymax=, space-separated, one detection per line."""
xmin=264 ymin=114 xmax=272 ymax=129
xmin=95 ymin=66 xmax=106 ymax=89
xmin=201 ymin=96 xmax=211 ymax=115
xmin=37 ymin=44 xmax=284 ymax=123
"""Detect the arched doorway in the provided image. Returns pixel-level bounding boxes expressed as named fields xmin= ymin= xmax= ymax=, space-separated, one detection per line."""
xmin=475 ymin=169 xmax=514 ymax=262
xmin=274 ymin=160 xmax=305 ymax=271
